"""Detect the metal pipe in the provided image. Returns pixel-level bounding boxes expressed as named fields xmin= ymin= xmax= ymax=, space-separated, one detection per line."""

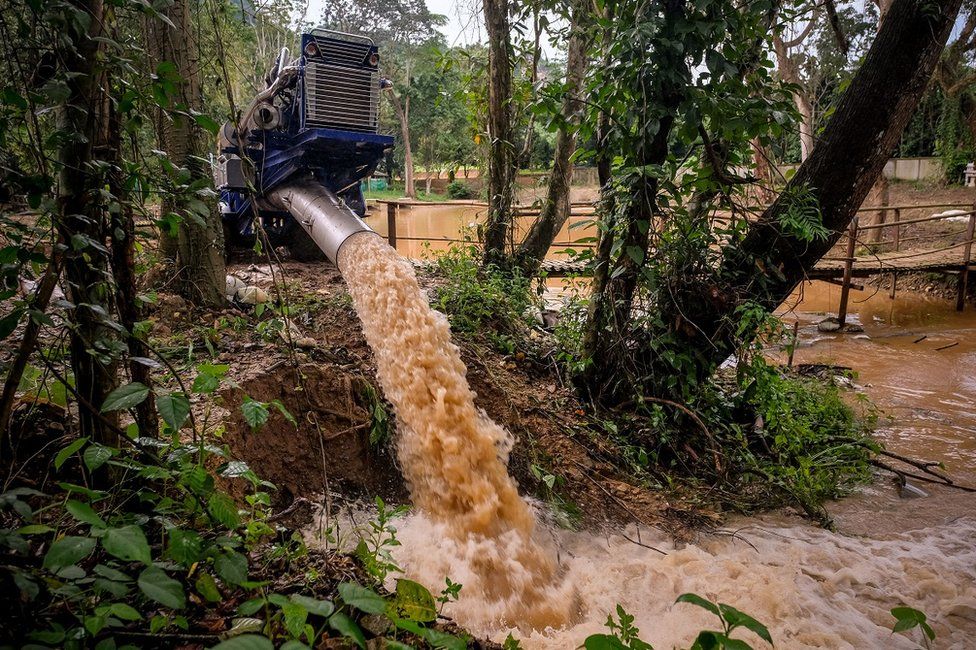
xmin=268 ymin=181 xmax=378 ymax=262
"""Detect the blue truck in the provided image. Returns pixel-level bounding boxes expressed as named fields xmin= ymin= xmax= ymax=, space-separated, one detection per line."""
xmin=215 ymin=29 xmax=394 ymax=259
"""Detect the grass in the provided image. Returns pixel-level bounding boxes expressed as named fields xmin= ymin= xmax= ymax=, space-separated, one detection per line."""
xmin=364 ymin=186 xmax=457 ymax=203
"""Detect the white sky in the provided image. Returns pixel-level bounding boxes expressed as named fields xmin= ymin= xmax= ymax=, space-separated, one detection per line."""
xmin=302 ymin=0 xmax=486 ymax=46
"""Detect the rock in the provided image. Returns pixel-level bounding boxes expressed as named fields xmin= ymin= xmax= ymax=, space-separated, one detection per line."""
xmin=542 ymin=309 xmax=561 ymax=328
xmin=843 ymin=323 xmax=864 ymax=333
xmin=236 ymin=286 xmax=269 ymax=305
xmin=896 ymin=479 xmax=929 ymax=499
xmin=296 ymin=336 xmax=317 ymax=349
xmin=817 ymin=317 xmax=841 ymax=332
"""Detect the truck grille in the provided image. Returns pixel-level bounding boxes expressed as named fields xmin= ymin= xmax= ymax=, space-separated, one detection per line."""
xmin=304 ymin=62 xmax=378 ymax=133
xmin=312 ymin=35 xmax=373 ymax=68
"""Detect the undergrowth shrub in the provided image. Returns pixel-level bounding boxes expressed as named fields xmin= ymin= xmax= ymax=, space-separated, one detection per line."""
xmin=432 ymin=244 xmax=539 ymax=354
xmin=0 ymin=365 xmax=468 ymax=649
xmin=445 ymin=181 xmax=473 ymax=199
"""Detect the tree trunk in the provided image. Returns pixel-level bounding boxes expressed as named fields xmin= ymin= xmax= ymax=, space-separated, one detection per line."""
xmin=109 ymin=105 xmax=158 ymax=438
xmin=514 ymin=4 xmax=588 ymax=275
xmin=387 ymin=88 xmax=415 ymax=198
xmin=864 ymin=176 xmax=890 ymax=245
xmin=579 ymin=0 xmax=690 ymax=400
xmin=750 ymin=137 xmax=777 ymax=204
xmin=57 ymin=0 xmax=119 ymax=446
xmin=652 ymin=0 xmax=962 ymax=394
xmin=774 ymin=34 xmax=816 ymax=161
xmin=482 ymin=0 xmax=517 ymax=265
xmin=147 ymin=0 xmax=225 ymax=306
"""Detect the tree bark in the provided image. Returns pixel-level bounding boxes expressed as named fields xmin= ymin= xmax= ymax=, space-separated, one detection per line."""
xmin=386 ymin=86 xmax=416 ymax=198
xmin=57 ymin=0 xmax=119 ymax=446
xmin=513 ymin=4 xmax=588 ymax=275
xmin=579 ymin=0 xmax=690 ymax=400
xmin=653 ymin=0 xmax=962 ymax=392
xmin=147 ymin=0 xmax=225 ymax=306
xmin=774 ymin=34 xmax=816 ymax=161
xmin=482 ymin=0 xmax=517 ymax=265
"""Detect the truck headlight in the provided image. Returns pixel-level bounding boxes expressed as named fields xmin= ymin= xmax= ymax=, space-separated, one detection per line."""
xmin=304 ymin=42 xmax=319 ymax=57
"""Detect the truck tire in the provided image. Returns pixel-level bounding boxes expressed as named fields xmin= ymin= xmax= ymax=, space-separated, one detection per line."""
xmin=285 ymin=223 xmax=328 ymax=262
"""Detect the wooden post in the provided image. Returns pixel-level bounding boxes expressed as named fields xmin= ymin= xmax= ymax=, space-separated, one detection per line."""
xmin=386 ymin=201 xmax=398 ymax=251
xmin=891 ymin=208 xmax=901 ymax=251
xmin=838 ymin=216 xmax=858 ymax=327
xmin=956 ymin=204 xmax=975 ymax=311
xmin=889 ymin=273 xmax=897 ymax=300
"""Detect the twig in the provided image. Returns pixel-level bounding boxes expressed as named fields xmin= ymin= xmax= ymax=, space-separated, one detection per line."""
xmin=913 ymin=335 xmax=927 ymax=343
xmin=870 ymin=460 xmax=976 ymax=493
xmin=268 ymin=496 xmax=314 ymax=522
xmin=570 ymin=459 xmax=667 ymax=555
xmin=935 ymin=341 xmax=958 ymax=351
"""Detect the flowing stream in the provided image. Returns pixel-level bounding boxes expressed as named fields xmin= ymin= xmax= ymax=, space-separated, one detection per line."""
xmin=335 ymin=225 xmax=975 ymax=647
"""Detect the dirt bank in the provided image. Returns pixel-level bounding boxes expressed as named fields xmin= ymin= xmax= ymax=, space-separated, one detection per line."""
xmin=144 ymin=259 xmax=698 ymax=538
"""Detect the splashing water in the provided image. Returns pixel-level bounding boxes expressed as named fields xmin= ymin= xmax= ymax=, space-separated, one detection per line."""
xmin=337 ymin=232 xmax=976 ymax=644
xmin=337 ymin=232 xmax=575 ymax=629
xmin=394 ymin=515 xmax=976 ymax=647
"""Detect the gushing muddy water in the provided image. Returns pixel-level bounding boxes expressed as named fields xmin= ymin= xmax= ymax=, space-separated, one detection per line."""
xmin=337 ymin=225 xmax=975 ymax=647
xmin=337 ymin=232 xmax=574 ymax=628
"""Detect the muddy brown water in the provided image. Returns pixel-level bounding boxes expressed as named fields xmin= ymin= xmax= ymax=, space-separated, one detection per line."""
xmin=778 ymin=281 xmax=976 ymax=535
xmin=320 ymin=210 xmax=975 ymax=647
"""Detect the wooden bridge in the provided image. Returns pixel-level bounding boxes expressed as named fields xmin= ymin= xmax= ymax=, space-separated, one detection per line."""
xmin=382 ymin=200 xmax=976 ymax=318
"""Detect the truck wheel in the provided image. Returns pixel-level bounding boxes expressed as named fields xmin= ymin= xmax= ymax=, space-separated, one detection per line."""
xmin=286 ymin=224 xmax=328 ymax=262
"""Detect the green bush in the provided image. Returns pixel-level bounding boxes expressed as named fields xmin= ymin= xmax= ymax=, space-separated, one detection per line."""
xmin=445 ymin=180 xmax=473 ymax=199
xmin=432 ymin=245 xmax=537 ymax=354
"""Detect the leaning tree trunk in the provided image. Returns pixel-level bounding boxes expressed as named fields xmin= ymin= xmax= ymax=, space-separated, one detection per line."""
xmin=513 ymin=3 xmax=588 ymax=275
xmin=57 ymin=0 xmax=119 ymax=446
xmin=652 ymin=0 xmax=962 ymax=393
xmin=482 ymin=0 xmax=517 ymax=266
xmin=148 ymin=0 xmax=225 ymax=306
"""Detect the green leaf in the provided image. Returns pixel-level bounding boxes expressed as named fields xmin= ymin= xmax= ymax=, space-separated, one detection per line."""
xmin=54 ymin=438 xmax=88 ymax=470
xmin=676 ymin=592 xmax=721 ymax=618
xmin=289 ymin=594 xmax=335 ymax=618
xmin=391 ymin=578 xmax=436 ymax=622
xmin=210 ymin=635 xmax=274 ymax=650
xmin=241 ymin=398 xmax=269 ymax=430
xmin=237 ymin=598 xmax=265 ymax=616
xmin=207 ymin=492 xmax=241 ymax=530
xmin=17 ymin=524 xmax=54 ymax=535
xmin=65 ymin=500 xmax=107 ymax=528
xmin=157 ymin=392 xmax=191 ymax=431
xmin=195 ymin=572 xmax=221 ymax=602
xmin=43 ymin=535 xmax=96 ymax=569
xmin=109 ymin=602 xmax=143 ymax=621
xmin=138 ymin=566 xmax=186 ymax=609
xmin=83 ymin=444 xmax=114 ymax=471
xmin=338 ymin=582 xmax=387 ymax=614
xmin=420 ymin=628 xmax=467 ymax=650
xmin=101 ymin=382 xmax=150 ymax=412
xmin=281 ymin=601 xmax=308 ymax=639
xmin=214 ymin=550 xmax=248 ymax=586
xmin=194 ymin=114 xmax=220 ymax=135
xmin=328 ymin=612 xmax=366 ymax=649
xmin=103 ymin=525 xmax=152 ymax=564
xmin=719 ymin=603 xmax=772 ymax=644
xmin=167 ymin=528 xmax=204 ymax=565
